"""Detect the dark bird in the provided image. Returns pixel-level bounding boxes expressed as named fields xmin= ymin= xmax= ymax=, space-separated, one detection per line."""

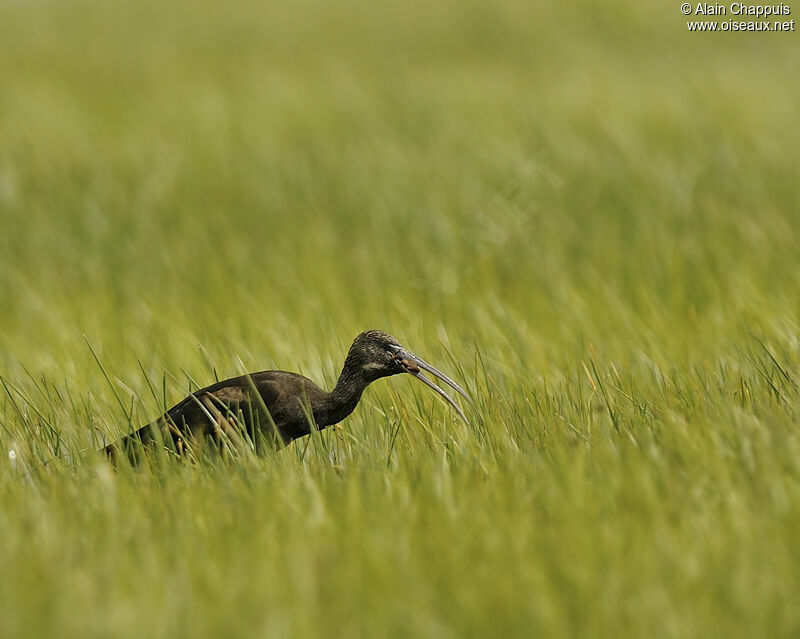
xmin=105 ymin=330 xmax=471 ymax=463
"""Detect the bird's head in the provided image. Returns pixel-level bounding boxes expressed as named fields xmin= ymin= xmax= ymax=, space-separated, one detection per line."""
xmin=346 ymin=329 xmax=472 ymax=423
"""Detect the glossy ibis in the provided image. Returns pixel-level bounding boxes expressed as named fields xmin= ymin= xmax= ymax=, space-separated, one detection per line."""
xmin=104 ymin=330 xmax=471 ymax=462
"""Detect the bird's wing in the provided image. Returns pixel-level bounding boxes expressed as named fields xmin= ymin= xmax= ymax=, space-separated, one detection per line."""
xmin=202 ymin=374 xmax=298 ymax=444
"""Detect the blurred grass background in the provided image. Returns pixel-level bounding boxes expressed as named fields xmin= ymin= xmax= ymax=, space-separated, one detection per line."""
xmin=1 ymin=0 xmax=799 ymax=637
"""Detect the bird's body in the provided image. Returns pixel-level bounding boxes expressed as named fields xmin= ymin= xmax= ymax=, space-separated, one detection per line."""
xmin=105 ymin=330 xmax=471 ymax=463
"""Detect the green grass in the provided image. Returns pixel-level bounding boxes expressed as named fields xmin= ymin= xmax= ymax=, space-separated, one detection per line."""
xmin=1 ymin=0 xmax=799 ymax=636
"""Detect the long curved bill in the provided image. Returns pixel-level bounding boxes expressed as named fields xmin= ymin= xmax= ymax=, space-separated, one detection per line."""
xmin=393 ymin=347 xmax=472 ymax=425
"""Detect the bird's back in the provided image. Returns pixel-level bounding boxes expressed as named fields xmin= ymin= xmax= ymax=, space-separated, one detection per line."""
xmin=106 ymin=370 xmax=328 ymax=462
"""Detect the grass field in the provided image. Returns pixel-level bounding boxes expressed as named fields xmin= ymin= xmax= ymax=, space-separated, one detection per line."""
xmin=1 ymin=0 xmax=799 ymax=636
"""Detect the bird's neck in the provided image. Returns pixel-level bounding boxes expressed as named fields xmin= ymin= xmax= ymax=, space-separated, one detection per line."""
xmin=319 ymin=365 xmax=371 ymax=427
